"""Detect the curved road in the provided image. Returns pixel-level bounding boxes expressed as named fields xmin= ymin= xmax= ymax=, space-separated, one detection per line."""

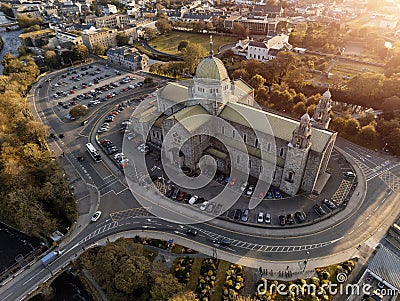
xmin=0 ymin=66 xmax=399 ymax=300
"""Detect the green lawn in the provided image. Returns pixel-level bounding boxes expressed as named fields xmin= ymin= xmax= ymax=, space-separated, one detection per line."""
xmin=149 ymin=31 xmax=236 ymax=55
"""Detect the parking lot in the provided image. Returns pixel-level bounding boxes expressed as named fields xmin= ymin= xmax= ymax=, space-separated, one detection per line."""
xmin=42 ymin=63 xmax=146 ymax=123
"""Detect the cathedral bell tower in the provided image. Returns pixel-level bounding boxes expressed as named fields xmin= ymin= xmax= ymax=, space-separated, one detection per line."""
xmin=280 ymin=113 xmax=312 ymax=196
xmin=312 ymin=89 xmax=332 ymax=129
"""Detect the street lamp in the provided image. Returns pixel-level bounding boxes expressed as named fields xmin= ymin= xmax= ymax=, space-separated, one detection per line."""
xmin=302 ymin=251 xmax=310 ymax=273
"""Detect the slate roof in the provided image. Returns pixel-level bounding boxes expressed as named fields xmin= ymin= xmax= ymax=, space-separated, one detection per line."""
xmin=166 ymin=105 xmax=212 ymax=132
xmin=219 ymin=102 xmax=334 ymax=153
xmin=249 ymin=41 xmax=268 ymax=48
xmin=158 ymin=82 xmax=189 ymax=103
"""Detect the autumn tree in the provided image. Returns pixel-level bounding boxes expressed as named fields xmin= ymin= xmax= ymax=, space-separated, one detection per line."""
xmin=177 ymin=40 xmax=189 ymax=52
xmin=70 ymin=104 xmax=88 ymax=118
xmin=155 ymin=19 xmax=172 ymax=34
xmin=92 ymin=43 xmax=106 ymax=56
xmin=248 ymin=74 xmax=266 ymax=90
xmin=44 ymin=50 xmax=61 ymax=69
xmin=144 ymin=27 xmax=157 ymax=40
xmin=181 ymin=42 xmax=207 ymax=74
xmin=116 ymin=32 xmax=129 ymax=46
xmin=17 ymin=15 xmax=42 ymax=28
xmin=231 ymin=22 xmax=249 ymax=38
xmin=73 ymin=44 xmax=88 ymax=63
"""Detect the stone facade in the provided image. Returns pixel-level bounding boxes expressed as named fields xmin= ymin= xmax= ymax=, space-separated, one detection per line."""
xmin=131 ymin=40 xmax=336 ymax=196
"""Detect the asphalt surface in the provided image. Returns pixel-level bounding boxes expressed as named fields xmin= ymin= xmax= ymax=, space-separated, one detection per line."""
xmin=0 ymin=62 xmax=399 ymax=301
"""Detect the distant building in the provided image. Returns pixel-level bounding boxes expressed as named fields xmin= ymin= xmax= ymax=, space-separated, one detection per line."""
xmin=107 ymin=46 xmax=149 ymax=71
xmin=59 ymin=3 xmax=81 ymax=14
xmin=85 ymin=14 xmax=132 ymax=28
xmin=12 ymin=5 xmax=41 ymax=17
xmin=19 ymin=28 xmax=55 ymax=47
xmin=55 ymin=30 xmax=84 ymax=47
xmin=244 ymin=34 xmax=292 ymax=62
xmin=82 ymin=27 xmax=117 ymax=51
xmin=224 ymin=16 xmax=279 ymax=35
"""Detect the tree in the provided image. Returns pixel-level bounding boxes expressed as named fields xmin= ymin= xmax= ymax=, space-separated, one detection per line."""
xmin=359 ymin=124 xmax=378 ymax=146
xmin=143 ymin=77 xmax=154 ymax=87
xmin=223 ymin=48 xmax=234 ymax=59
xmin=347 ymin=73 xmax=384 ymax=107
xmin=344 ymin=118 xmax=360 ymax=136
xmin=73 ymin=44 xmax=88 ymax=63
xmin=70 ymin=104 xmax=88 ymax=118
xmin=177 ymin=40 xmax=189 ymax=52
xmin=192 ymin=21 xmax=205 ymax=33
xmin=144 ymin=28 xmax=157 ymax=40
xmin=330 ymin=117 xmax=347 ymax=132
xmin=231 ymin=23 xmax=249 ymax=38
xmin=155 ymin=19 xmax=172 ymax=35
xmin=44 ymin=50 xmax=61 ymax=69
xmin=23 ymin=24 xmax=40 ymax=33
xmin=16 ymin=15 xmax=42 ymax=28
xmin=116 ymin=32 xmax=129 ymax=46
xmin=181 ymin=42 xmax=207 ymax=74
xmin=382 ymin=96 xmax=400 ymax=112
xmin=92 ymin=43 xmax=106 ymax=56
xmin=248 ymin=74 xmax=266 ymax=90
xmin=293 ymin=101 xmax=307 ymax=117
xmin=150 ymin=274 xmax=184 ymax=301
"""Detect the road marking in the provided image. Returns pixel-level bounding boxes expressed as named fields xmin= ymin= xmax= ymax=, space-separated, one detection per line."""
xmin=3 ymin=292 xmax=13 ymax=299
xmin=22 ymin=274 xmax=38 ymax=286
xmin=358 ymin=222 xmax=364 ymax=227
xmin=374 ymin=206 xmax=379 ymax=212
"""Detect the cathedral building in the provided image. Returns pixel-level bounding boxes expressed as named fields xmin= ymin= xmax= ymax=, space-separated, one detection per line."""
xmin=132 ymin=39 xmax=337 ymax=196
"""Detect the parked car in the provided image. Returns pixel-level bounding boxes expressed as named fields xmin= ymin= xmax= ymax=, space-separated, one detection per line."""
xmin=345 ymin=171 xmax=356 ymax=178
xmin=295 ymin=211 xmax=306 ymax=223
xmin=183 ymin=193 xmax=192 ymax=203
xmin=258 ymin=191 xmax=265 ymax=199
xmin=240 ymin=182 xmax=248 ymax=192
xmin=314 ymin=204 xmax=326 ymax=216
xmin=264 ymin=213 xmax=271 ymax=224
xmin=229 ymin=177 xmax=237 ymax=186
xmin=200 ymin=201 xmax=209 ymax=211
xmin=266 ymin=191 xmax=273 ymax=199
xmin=188 ymin=195 xmax=198 ymax=205
xmin=278 ymin=215 xmax=286 ymax=226
xmin=322 ymin=199 xmax=337 ymax=210
xmin=172 ymin=188 xmax=180 ymax=200
xmin=176 ymin=191 xmax=186 ymax=202
xmin=233 ymin=209 xmax=242 ymax=221
xmin=246 ymin=185 xmax=254 ymax=196
xmin=165 ymin=187 xmax=175 ymax=198
xmin=241 ymin=209 xmax=250 ymax=222
xmin=274 ymin=189 xmax=281 ymax=199
xmin=286 ymin=214 xmax=295 ymax=225
xmin=257 ymin=212 xmax=264 ymax=223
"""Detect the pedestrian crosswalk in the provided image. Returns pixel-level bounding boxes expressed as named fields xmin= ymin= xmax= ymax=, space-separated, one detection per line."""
xmin=194 ymin=227 xmax=343 ymax=253
xmin=352 ymin=158 xmax=400 ymax=182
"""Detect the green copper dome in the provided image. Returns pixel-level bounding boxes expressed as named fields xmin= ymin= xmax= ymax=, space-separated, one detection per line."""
xmin=195 ymin=56 xmax=229 ymax=81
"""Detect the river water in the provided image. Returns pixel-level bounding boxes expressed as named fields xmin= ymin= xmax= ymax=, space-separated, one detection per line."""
xmin=0 ymin=12 xmax=22 ymax=74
